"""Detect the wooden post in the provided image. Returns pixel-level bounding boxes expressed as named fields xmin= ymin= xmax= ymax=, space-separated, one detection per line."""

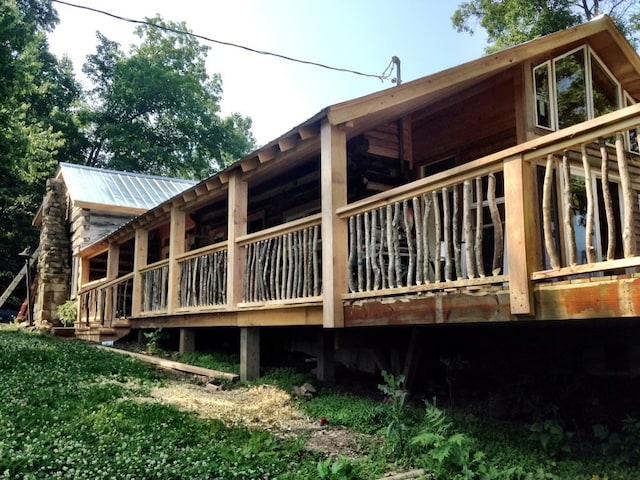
xmin=167 ymin=208 xmax=186 ymax=313
xmin=227 ymin=171 xmax=248 ymax=307
xmin=320 ymin=120 xmax=348 ymax=328
xmin=317 ymin=328 xmax=335 ymax=382
xmin=240 ymin=327 xmax=260 ymax=381
xmin=104 ymin=243 xmax=120 ymax=323
xmin=131 ymin=228 xmax=148 ymax=317
xmin=179 ymin=327 xmax=196 ymax=354
xmin=503 ymin=154 xmax=536 ymax=315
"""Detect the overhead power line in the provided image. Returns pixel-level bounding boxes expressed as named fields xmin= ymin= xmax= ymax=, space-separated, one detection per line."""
xmin=51 ymin=0 xmax=398 ymax=82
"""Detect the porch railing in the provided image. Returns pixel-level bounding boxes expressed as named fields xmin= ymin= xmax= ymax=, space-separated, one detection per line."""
xmin=237 ymin=214 xmax=322 ymax=304
xmin=78 ymin=278 xmax=106 ymax=326
xmin=140 ymin=260 xmax=169 ymax=314
xmin=527 ymin=122 xmax=640 ymax=281
xmin=338 ymin=164 xmax=507 ymax=299
xmin=177 ymin=241 xmax=228 ymax=309
xmin=77 ymin=273 xmax=133 ymax=327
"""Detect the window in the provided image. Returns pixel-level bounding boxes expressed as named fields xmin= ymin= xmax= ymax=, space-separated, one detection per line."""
xmin=534 ymin=62 xmax=553 ymax=129
xmin=555 ymin=49 xmax=587 ymax=128
xmin=534 ymin=46 xmax=623 ymax=131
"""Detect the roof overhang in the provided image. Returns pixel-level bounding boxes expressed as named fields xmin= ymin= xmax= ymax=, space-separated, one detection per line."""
xmin=78 ymin=15 xmax=640 ymax=259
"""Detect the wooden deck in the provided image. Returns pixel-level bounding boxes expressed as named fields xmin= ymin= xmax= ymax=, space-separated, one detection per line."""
xmin=76 ymin=105 xmax=640 ymax=343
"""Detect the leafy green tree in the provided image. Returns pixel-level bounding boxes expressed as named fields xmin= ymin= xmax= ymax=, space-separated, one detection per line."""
xmin=82 ymin=17 xmax=255 ymax=179
xmin=452 ymin=0 xmax=640 ymax=52
xmin=0 ymin=0 xmax=83 ymax=307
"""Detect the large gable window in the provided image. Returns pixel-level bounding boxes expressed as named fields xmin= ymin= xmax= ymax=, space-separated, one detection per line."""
xmin=534 ymin=46 xmax=621 ymax=131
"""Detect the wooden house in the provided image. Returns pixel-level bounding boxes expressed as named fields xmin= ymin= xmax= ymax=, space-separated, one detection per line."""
xmin=32 ymin=163 xmax=195 ymax=326
xmin=74 ymin=16 xmax=640 ymax=381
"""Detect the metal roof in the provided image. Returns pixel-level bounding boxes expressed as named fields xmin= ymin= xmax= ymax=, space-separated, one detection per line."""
xmin=58 ymin=163 xmax=197 ymax=210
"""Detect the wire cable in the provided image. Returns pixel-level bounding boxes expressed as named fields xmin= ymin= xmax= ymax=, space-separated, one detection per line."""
xmin=51 ymin=0 xmax=397 ymax=82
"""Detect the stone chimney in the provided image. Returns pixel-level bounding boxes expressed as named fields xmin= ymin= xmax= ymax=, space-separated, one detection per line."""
xmin=34 ymin=178 xmax=70 ymax=328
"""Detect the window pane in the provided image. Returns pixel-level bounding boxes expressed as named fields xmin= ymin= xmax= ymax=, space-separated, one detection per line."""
xmin=555 ymin=50 xmax=587 ymax=128
xmin=534 ymin=63 xmax=552 ymax=128
xmin=592 ymin=57 xmax=619 ymax=117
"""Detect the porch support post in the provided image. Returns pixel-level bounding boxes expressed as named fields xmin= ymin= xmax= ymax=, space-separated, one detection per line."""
xmin=167 ymin=207 xmax=186 ymax=313
xmin=179 ymin=327 xmax=196 ymax=354
xmin=131 ymin=228 xmax=148 ymax=317
xmin=316 ymin=328 xmax=335 ymax=382
xmin=227 ymin=171 xmax=248 ymax=308
xmin=240 ymin=327 xmax=260 ymax=381
xmin=104 ymin=243 xmax=120 ymax=321
xmin=504 ymin=154 xmax=537 ymax=315
xmin=320 ymin=120 xmax=348 ymax=328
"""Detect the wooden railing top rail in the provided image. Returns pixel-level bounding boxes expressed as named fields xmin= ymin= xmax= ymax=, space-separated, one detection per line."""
xmin=78 ymin=272 xmax=135 ymax=295
xmin=77 ymin=277 xmax=108 ymax=295
xmin=139 ymin=258 xmax=169 ymax=274
xmin=176 ymin=240 xmax=229 ymax=263
xmin=337 ymin=104 xmax=640 ymax=219
xmin=236 ymin=213 xmax=322 ymax=246
xmin=100 ymin=271 xmax=135 ymax=291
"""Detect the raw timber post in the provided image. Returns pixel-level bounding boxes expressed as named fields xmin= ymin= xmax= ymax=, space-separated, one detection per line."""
xmin=503 ymin=154 xmax=537 ymax=315
xmin=320 ymin=120 xmax=348 ymax=328
xmin=167 ymin=207 xmax=186 ymax=313
xmin=226 ymin=171 xmax=247 ymax=307
xmin=103 ymin=242 xmax=120 ymax=322
xmin=240 ymin=327 xmax=260 ymax=381
xmin=131 ymin=228 xmax=148 ymax=317
xmin=226 ymin=171 xmax=258 ymax=379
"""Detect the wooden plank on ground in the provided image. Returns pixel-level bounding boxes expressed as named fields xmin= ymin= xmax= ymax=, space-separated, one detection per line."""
xmin=96 ymin=345 xmax=238 ymax=381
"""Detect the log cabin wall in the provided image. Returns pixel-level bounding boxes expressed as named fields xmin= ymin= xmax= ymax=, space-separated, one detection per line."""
xmin=411 ymin=68 xmax=518 ymax=175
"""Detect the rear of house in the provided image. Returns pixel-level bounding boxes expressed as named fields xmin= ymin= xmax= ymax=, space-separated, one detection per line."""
xmin=73 ymin=16 xmax=640 ymax=381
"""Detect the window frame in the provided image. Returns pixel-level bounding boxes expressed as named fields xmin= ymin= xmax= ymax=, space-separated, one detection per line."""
xmin=533 ymin=45 xmax=623 ymax=131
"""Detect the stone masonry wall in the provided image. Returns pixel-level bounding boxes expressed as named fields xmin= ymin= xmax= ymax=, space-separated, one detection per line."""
xmin=34 ymin=178 xmax=70 ymax=328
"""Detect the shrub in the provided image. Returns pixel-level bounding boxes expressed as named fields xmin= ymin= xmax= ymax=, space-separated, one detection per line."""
xmin=56 ymin=300 xmax=77 ymax=327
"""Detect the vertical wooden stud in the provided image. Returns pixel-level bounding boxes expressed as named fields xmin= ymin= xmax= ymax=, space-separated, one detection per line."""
xmin=167 ymin=208 xmax=186 ymax=313
xmin=179 ymin=327 xmax=196 ymax=354
xmin=320 ymin=121 xmax=348 ymax=328
xmin=227 ymin=171 xmax=248 ymax=307
xmin=131 ymin=228 xmax=148 ymax=317
xmin=240 ymin=327 xmax=260 ymax=381
xmin=504 ymin=154 xmax=536 ymax=315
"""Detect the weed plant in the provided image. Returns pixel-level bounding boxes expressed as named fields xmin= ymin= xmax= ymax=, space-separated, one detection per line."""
xmin=0 ymin=329 xmax=326 ymax=479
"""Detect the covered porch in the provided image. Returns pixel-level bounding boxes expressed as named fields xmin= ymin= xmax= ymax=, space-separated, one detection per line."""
xmin=76 ymin=105 xmax=640 ymax=377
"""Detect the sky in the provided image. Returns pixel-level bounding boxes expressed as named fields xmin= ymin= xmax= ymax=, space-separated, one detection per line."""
xmin=47 ymin=0 xmax=489 ymax=147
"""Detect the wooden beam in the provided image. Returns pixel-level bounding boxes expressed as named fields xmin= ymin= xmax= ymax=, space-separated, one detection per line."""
xmin=257 ymin=148 xmax=276 ymax=163
xmin=316 ymin=329 xmax=335 ymax=382
xmin=167 ymin=208 xmax=186 ymax=314
xmin=298 ymin=125 xmax=320 ymax=140
xmin=179 ymin=328 xmax=196 ymax=354
xmin=503 ymin=154 xmax=537 ymax=315
xmin=240 ymin=157 xmax=260 ymax=173
xmin=131 ymin=228 xmax=148 ymax=317
xmin=320 ymin=120 xmax=348 ymax=328
xmin=344 ymin=290 xmax=513 ymax=327
xmin=103 ymin=243 xmax=121 ymax=322
xmin=278 ymin=135 xmax=298 ymax=152
xmin=97 ymin=345 xmax=237 ymax=380
xmin=226 ymin=171 xmax=248 ymax=308
xmin=240 ymin=327 xmax=260 ymax=381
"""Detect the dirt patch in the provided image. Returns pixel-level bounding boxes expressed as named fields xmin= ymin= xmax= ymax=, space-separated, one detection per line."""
xmin=140 ymin=380 xmax=371 ymax=458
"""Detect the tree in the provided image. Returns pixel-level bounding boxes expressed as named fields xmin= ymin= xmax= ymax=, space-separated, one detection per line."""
xmin=82 ymin=17 xmax=255 ymax=179
xmin=0 ymin=0 xmax=83 ymax=308
xmin=452 ymin=0 xmax=640 ymax=52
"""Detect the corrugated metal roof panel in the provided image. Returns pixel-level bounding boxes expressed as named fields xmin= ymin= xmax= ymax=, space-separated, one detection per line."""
xmin=58 ymin=163 xmax=196 ymax=210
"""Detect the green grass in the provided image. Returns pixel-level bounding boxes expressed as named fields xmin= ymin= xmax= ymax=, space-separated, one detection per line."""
xmin=0 ymin=329 xmax=330 ymax=479
xmin=3 ymin=329 xmax=639 ymax=480
xmin=176 ymin=350 xmax=241 ymax=375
